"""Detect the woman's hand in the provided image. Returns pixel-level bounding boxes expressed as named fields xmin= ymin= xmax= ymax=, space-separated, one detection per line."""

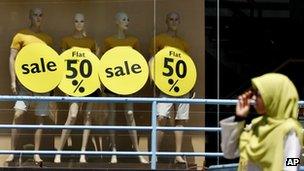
xmin=236 ymin=91 xmax=252 ymax=118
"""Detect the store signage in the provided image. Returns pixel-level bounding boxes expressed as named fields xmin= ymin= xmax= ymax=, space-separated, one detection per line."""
xmin=15 ymin=45 xmax=195 ymax=97
xmin=99 ymin=46 xmax=149 ymax=95
xmin=15 ymin=43 xmax=63 ymax=93
xmin=58 ymin=47 xmax=100 ymax=96
xmin=150 ymin=46 xmax=197 ymax=97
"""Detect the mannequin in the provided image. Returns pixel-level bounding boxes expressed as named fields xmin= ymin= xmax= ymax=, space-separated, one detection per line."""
xmin=7 ymin=8 xmax=53 ymax=164
xmin=102 ymin=12 xmax=148 ymax=164
xmin=54 ymin=13 xmax=105 ymax=163
xmin=149 ymin=11 xmax=194 ymax=163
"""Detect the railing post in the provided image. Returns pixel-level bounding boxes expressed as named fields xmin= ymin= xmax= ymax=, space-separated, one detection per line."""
xmin=151 ymin=101 xmax=157 ymax=170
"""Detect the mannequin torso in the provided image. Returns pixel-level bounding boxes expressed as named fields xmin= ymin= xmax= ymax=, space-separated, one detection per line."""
xmin=103 ymin=35 xmax=139 ymax=52
xmin=11 ymin=28 xmax=52 ymax=51
xmin=61 ymin=36 xmax=97 ymax=53
xmin=150 ymin=33 xmax=188 ymax=55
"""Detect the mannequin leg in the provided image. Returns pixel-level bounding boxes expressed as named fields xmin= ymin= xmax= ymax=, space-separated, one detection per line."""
xmin=33 ymin=116 xmax=44 ymax=163
xmin=156 ymin=100 xmax=172 ymax=158
xmin=93 ymin=104 xmax=109 ymax=158
xmin=94 ymin=104 xmax=109 ymax=158
xmin=174 ymin=120 xmax=186 ymax=163
xmin=98 ymin=136 xmax=103 ymax=155
xmin=91 ymin=137 xmax=98 ymax=151
xmin=6 ymin=109 xmax=25 ymax=162
xmin=107 ymin=103 xmax=117 ymax=163
xmin=156 ymin=116 xmax=168 ymax=163
xmin=54 ymin=102 xmax=79 ymax=163
xmin=124 ymin=103 xmax=148 ymax=164
xmin=80 ymin=103 xmax=93 ymax=163
xmin=157 ymin=116 xmax=167 ymax=151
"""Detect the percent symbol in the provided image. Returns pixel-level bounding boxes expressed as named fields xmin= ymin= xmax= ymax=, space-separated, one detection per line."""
xmin=168 ymin=78 xmax=180 ymax=93
xmin=72 ymin=79 xmax=85 ymax=93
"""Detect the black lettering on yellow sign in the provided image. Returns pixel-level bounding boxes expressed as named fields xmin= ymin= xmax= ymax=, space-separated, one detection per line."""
xmin=105 ymin=61 xmax=142 ymax=78
xmin=169 ymin=51 xmax=181 ymax=58
xmin=22 ymin=58 xmax=57 ymax=74
xmin=72 ymin=51 xmax=85 ymax=57
xmin=162 ymin=57 xmax=187 ymax=78
xmin=65 ymin=59 xmax=92 ymax=79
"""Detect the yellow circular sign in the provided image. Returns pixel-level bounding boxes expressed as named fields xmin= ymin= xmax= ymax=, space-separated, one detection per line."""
xmin=58 ymin=47 xmax=100 ymax=97
xmin=99 ymin=46 xmax=149 ymax=95
xmin=150 ymin=46 xmax=197 ymax=97
xmin=15 ymin=43 xmax=63 ymax=93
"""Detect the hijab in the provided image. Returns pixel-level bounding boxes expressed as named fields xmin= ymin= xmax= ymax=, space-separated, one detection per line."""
xmin=238 ymin=73 xmax=303 ymax=171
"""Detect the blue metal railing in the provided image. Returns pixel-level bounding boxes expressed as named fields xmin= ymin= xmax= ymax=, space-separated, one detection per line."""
xmin=0 ymin=95 xmax=303 ymax=169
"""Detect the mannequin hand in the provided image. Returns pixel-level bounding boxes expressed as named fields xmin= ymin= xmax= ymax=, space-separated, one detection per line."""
xmin=11 ymin=81 xmax=17 ymax=95
xmin=236 ymin=91 xmax=252 ymax=118
xmin=190 ymin=91 xmax=196 ymax=99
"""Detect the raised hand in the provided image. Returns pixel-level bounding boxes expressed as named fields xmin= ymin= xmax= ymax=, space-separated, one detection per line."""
xmin=236 ymin=91 xmax=252 ymax=118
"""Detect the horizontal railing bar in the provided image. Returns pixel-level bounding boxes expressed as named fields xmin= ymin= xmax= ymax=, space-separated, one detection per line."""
xmin=0 ymin=150 xmax=224 ymax=157
xmin=0 ymin=95 xmax=303 ymax=105
xmin=2 ymin=125 xmax=303 ymax=133
xmin=157 ymin=152 xmax=224 ymax=157
xmin=158 ymin=126 xmax=222 ymax=131
xmin=0 ymin=95 xmax=236 ymax=105
xmin=0 ymin=124 xmax=222 ymax=132
xmin=0 ymin=125 xmax=152 ymax=131
xmin=0 ymin=150 xmax=151 ymax=156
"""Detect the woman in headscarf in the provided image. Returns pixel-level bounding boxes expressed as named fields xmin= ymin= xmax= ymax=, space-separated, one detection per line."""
xmin=220 ymin=73 xmax=303 ymax=171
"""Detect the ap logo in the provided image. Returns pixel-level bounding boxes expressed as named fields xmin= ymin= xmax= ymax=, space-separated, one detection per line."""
xmin=286 ymin=158 xmax=300 ymax=166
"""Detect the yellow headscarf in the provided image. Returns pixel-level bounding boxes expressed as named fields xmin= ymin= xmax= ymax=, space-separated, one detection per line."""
xmin=238 ymin=73 xmax=303 ymax=171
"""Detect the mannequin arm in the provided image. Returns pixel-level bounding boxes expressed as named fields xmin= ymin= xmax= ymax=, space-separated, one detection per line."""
xmin=189 ymin=88 xmax=196 ymax=99
xmin=9 ymin=48 xmax=19 ymax=94
xmin=95 ymin=42 xmax=100 ymax=57
xmin=148 ymin=56 xmax=154 ymax=85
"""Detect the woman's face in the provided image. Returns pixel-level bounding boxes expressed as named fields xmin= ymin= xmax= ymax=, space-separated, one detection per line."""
xmin=74 ymin=14 xmax=85 ymax=32
xmin=166 ymin=12 xmax=180 ymax=31
xmin=116 ymin=13 xmax=129 ymax=30
xmin=252 ymin=90 xmax=267 ymax=115
xmin=31 ymin=9 xmax=43 ymax=27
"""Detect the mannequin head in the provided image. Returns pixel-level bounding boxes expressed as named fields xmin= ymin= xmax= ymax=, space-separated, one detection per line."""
xmin=115 ymin=12 xmax=129 ymax=30
xmin=74 ymin=13 xmax=85 ymax=32
xmin=29 ymin=8 xmax=43 ymax=28
xmin=166 ymin=11 xmax=180 ymax=31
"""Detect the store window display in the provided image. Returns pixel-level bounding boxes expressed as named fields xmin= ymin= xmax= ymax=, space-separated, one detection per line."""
xmin=102 ymin=12 xmax=148 ymax=164
xmin=7 ymin=8 xmax=53 ymax=164
xmin=54 ymin=13 xmax=104 ymax=163
xmin=149 ymin=11 xmax=195 ymax=163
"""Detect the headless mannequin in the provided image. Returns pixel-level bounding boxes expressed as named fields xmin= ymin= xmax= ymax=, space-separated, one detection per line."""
xmin=54 ymin=13 xmax=105 ymax=163
xmin=156 ymin=12 xmax=189 ymax=164
xmin=106 ymin=12 xmax=148 ymax=164
xmin=7 ymin=8 xmax=49 ymax=164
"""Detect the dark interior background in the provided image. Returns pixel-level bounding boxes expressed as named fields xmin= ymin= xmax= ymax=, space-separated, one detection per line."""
xmin=205 ymin=0 xmax=304 ymax=166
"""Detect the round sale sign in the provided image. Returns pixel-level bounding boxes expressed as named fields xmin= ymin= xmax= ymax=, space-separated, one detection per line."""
xmin=150 ymin=46 xmax=197 ymax=97
xmin=15 ymin=43 xmax=63 ymax=93
xmin=99 ymin=46 xmax=149 ymax=95
xmin=58 ymin=47 xmax=100 ymax=97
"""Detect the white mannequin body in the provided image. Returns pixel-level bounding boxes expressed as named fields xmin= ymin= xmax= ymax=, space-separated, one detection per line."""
xmin=54 ymin=13 xmax=105 ymax=163
xmin=156 ymin=12 xmax=189 ymax=164
xmin=106 ymin=12 xmax=148 ymax=164
xmin=7 ymin=8 xmax=49 ymax=164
